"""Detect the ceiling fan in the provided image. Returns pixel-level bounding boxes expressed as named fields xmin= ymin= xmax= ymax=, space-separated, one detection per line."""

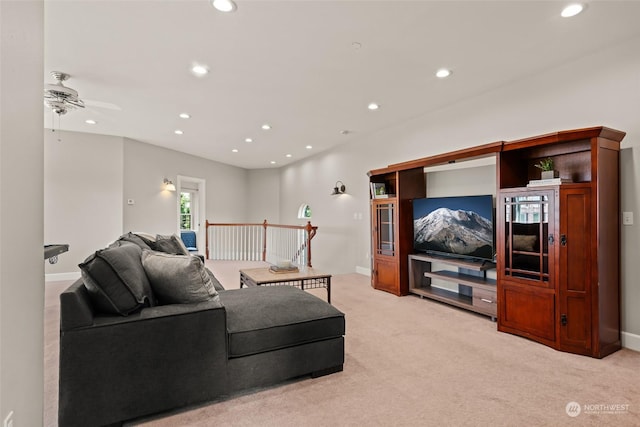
xmin=44 ymin=71 xmax=85 ymax=116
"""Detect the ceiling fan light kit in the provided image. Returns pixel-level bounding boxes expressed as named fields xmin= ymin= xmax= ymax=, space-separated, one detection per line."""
xmin=44 ymin=71 xmax=85 ymax=116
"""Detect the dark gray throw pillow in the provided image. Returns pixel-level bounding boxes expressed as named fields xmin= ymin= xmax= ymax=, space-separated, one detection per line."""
xmin=118 ymin=231 xmax=153 ymax=250
xmin=141 ymin=250 xmax=219 ymax=304
xmin=150 ymin=234 xmax=190 ymax=255
xmin=78 ymin=242 xmax=155 ymax=316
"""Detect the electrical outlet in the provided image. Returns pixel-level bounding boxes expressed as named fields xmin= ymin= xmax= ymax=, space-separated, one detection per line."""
xmin=623 ymin=211 xmax=633 ymax=225
xmin=3 ymin=411 xmax=14 ymax=427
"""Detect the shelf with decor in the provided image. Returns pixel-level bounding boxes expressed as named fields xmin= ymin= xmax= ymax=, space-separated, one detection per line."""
xmin=368 ymin=168 xmax=425 ymax=296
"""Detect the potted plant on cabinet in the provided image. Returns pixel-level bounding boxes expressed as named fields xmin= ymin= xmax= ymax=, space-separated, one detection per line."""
xmin=535 ymin=157 xmax=559 ymax=179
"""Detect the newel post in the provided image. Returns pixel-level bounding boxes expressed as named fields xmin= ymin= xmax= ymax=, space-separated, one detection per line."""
xmin=262 ymin=219 xmax=268 ymax=262
xmin=205 ymin=220 xmax=210 ymax=260
xmin=305 ymin=221 xmax=317 ymax=267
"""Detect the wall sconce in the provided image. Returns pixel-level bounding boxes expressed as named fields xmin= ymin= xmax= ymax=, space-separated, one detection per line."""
xmin=163 ymin=179 xmax=176 ymax=192
xmin=331 ymin=181 xmax=346 ymax=195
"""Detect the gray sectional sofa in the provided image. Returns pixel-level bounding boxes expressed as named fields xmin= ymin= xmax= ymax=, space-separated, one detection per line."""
xmin=58 ymin=233 xmax=345 ymax=426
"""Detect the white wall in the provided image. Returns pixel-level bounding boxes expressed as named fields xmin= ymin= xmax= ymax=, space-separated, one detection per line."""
xmin=278 ymin=34 xmax=640 ymax=338
xmin=620 ymin=147 xmax=640 ymax=340
xmin=44 ymin=130 xmax=124 ymax=278
xmin=0 ymin=1 xmax=44 ymax=425
xmin=278 ymin=149 xmax=370 ymax=273
xmin=426 ymin=164 xmax=496 ymax=199
xmin=43 ymin=134 xmax=250 ymax=277
xmin=247 ymin=168 xmax=280 ymax=223
xmin=123 ymin=138 xmax=248 ymax=234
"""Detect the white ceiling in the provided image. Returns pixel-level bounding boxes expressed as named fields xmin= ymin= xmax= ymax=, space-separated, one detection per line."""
xmin=44 ymin=0 xmax=640 ymax=169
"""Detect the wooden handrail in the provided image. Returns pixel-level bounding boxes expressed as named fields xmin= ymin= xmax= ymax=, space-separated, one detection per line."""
xmin=205 ymin=219 xmax=318 ymax=267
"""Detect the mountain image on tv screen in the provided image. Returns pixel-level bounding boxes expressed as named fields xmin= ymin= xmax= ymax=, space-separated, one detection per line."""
xmin=413 ymin=195 xmax=493 ymax=260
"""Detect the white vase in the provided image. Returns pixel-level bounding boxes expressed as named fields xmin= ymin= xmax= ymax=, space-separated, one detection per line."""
xmin=541 ymin=170 xmax=559 ymax=180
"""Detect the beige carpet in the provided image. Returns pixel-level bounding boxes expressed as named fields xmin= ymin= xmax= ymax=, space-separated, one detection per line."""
xmin=44 ymin=261 xmax=640 ymax=426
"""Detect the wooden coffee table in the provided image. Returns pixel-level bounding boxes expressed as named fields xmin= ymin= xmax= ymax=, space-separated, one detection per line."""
xmin=239 ymin=267 xmax=332 ymax=303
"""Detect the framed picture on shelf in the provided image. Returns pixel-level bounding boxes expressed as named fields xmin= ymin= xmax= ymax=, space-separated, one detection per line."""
xmin=370 ymin=182 xmax=388 ymax=198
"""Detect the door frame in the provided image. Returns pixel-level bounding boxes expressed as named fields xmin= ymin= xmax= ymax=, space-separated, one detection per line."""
xmin=176 ymin=175 xmax=206 ymax=254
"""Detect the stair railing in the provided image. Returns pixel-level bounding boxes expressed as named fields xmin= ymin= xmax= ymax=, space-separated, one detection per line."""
xmin=205 ymin=219 xmax=318 ymax=267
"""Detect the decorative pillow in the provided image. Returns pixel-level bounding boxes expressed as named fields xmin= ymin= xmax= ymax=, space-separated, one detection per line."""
xmin=78 ymin=242 xmax=155 ymax=315
xmin=133 ymin=231 xmax=156 ymax=242
xmin=159 ymin=234 xmax=191 ymax=255
xmin=118 ymin=231 xmax=152 ymax=250
xmin=513 ymin=234 xmax=537 ymax=252
xmin=205 ymin=267 xmax=226 ymax=292
xmin=149 ymin=234 xmax=190 ymax=255
xmin=141 ymin=250 xmax=219 ymax=304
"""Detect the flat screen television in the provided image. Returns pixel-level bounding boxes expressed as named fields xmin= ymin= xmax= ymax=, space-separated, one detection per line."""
xmin=412 ymin=194 xmax=494 ymax=262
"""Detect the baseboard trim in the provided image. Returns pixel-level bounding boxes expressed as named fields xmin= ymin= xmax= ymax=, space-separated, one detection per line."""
xmin=621 ymin=331 xmax=640 ymax=352
xmin=355 ymin=266 xmax=371 ymax=276
xmin=45 ymin=272 xmax=80 ymax=282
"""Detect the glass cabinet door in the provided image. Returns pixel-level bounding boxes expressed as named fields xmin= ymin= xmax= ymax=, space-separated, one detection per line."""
xmin=374 ymin=202 xmax=395 ymax=257
xmin=502 ymin=191 xmax=554 ymax=286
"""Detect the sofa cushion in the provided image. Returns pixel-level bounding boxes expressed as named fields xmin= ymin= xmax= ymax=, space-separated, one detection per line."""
xmin=118 ymin=231 xmax=153 ymax=250
xmin=144 ymin=234 xmax=189 ymax=255
xmin=79 ymin=241 xmax=155 ymax=316
xmin=141 ymin=250 xmax=219 ymax=304
xmin=219 ymin=286 xmax=345 ymax=358
xmin=134 ymin=232 xmax=156 ymax=244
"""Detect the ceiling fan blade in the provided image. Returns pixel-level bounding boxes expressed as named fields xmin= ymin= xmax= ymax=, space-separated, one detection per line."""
xmin=65 ymin=99 xmax=85 ymax=108
xmin=83 ymin=99 xmax=122 ymax=111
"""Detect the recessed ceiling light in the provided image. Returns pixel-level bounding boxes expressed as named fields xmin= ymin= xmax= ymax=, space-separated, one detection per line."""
xmin=306 ymin=145 xmax=313 ymax=150
xmin=436 ymin=68 xmax=452 ymax=78
xmin=561 ymin=4 xmax=584 ymax=18
xmin=232 ymin=149 xmax=238 ymax=153
xmin=211 ymin=0 xmax=237 ymax=12
xmin=174 ymin=130 xmax=184 ymax=135
xmin=351 ymin=42 xmax=362 ymax=50
xmin=261 ymin=124 xmax=272 ymax=130
xmin=285 ymin=154 xmax=292 ymax=158
xmin=340 ymin=130 xmax=351 ymax=135
xmin=179 ymin=113 xmax=190 ymax=119
xmin=270 ymin=161 xmax=277 ymax=165
xmin=367 ymin=103 xmax=380 ymax=110
xmin=85 ymin=119 xmax=97 ymax=125
xmin=190 ymin=64 xmax=209 ymax=77
xmin=245 ymin=138 xmax=253 ymax=143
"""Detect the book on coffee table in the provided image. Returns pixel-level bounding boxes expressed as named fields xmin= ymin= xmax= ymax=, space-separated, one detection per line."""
xmin=268 ymin=265 xmax=300 ymax=274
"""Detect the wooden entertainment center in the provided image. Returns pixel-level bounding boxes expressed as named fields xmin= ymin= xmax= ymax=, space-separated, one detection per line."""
xmin=368 ymin=127 xmax=625 ymax=358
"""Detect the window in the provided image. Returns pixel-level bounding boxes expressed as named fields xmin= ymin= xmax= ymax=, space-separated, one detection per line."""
xmin=180 ymin=191 xmax=193 ymax=230
xmin=177 ymin=176 xmax=205 ymax=239
xmin=297 ymin=203 xmax=312 ymax=219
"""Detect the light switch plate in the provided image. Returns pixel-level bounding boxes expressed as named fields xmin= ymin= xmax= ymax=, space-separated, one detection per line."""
xmin=623 ymin=211 xmax=633 ymax=225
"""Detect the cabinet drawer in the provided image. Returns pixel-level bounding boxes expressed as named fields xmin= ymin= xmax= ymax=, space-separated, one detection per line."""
xmin=473 ymin=288 xmax=497 ymax=314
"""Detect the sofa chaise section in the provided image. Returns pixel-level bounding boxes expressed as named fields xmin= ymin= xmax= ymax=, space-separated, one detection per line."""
xmin=219 ymin=286 xmax=345 ymax=392
xmin=58 ymin=280 xmax=228 ymax=427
